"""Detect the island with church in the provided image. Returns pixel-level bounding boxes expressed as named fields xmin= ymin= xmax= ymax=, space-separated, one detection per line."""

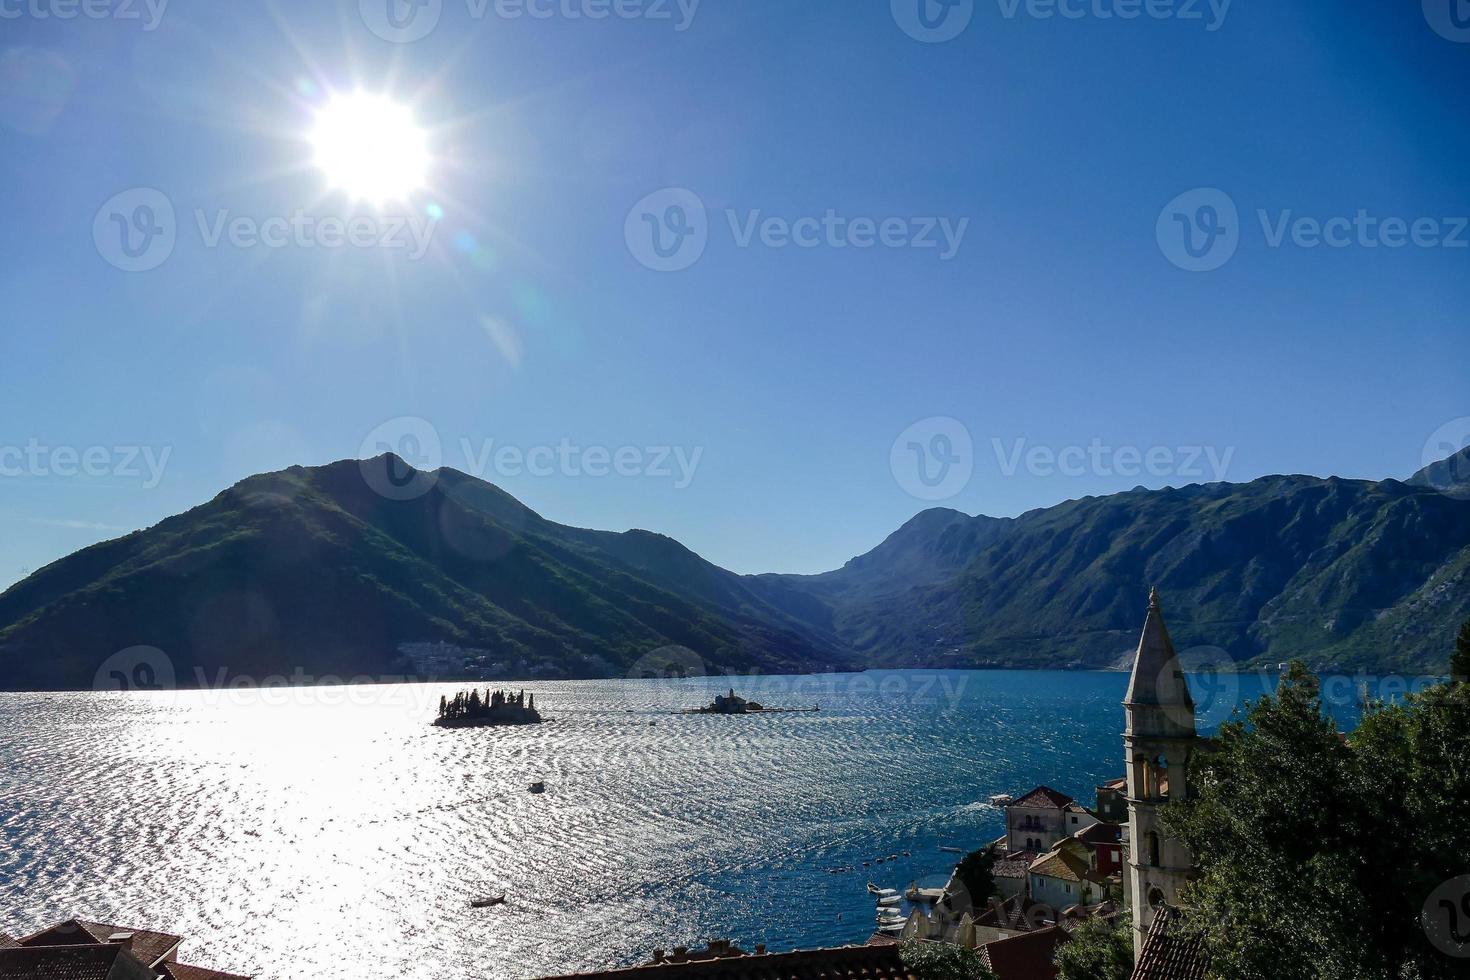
xmin=434 ymin=688 xmax=543 ymax=728
xmin=683 ymin=689 xmax=820 ymax=715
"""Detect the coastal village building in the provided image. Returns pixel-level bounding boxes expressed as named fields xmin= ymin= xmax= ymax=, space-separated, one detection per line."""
xmin=1026 ymin=838 xmax=1105 ymax=911
xmin=0 ymin=919 xmax=248 ymax=980
xmin=990 ymin=852 xmax=1032 ymax=901
xmin=1093 ymin=777 xmax=1130 ymax=823
xmin=1071 ymin=821 xmax=1124 ymax=877
xmin=1061 ymin=802 xmax=1100 ymax=837
xmin=891 ymin=589 xmax=1208 ymax=980
xmin=1004 ymin=786 xmax=1074 ymax=854
xmin=977 ymin=927 xmax=1071 ymax=980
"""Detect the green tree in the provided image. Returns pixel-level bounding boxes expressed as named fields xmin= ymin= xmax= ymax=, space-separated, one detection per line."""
xmin=1054 ymin=918 xmax=1132 ymax=980
xmin=954 ymin=847 xmax=997 ymax=907
xmin=1452 ymin=618 xmax=1470 ymax=684
xmin=1162 ymin=662 xmax=1470 ymax=980
xmin=898 ymin=940 xmax=996 ymax=980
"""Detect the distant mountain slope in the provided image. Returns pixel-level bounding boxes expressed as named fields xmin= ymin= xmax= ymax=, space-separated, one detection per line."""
xmin=1407 ymin=445 xmax=1470 ymax=498
xmin=3 ymin=452 xmax=1468 ymax=690
xmin=0 ymin=457 xmax=852 ymax=691
xmin=760 ymin=467 xmax=1470 ymax=674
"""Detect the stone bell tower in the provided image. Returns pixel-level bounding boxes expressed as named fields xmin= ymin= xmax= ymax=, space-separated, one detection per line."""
xmin=1123 ymin=587 xmax=1197 ymax=958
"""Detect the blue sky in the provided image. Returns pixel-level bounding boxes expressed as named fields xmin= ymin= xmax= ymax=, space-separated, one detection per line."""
xmin=1 ymin=0 xmax=1467 ymax=587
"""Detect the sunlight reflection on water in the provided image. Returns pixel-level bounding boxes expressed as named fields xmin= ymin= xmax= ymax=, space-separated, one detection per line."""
xmin=0 ymin=670 xmax=1367 ymax=980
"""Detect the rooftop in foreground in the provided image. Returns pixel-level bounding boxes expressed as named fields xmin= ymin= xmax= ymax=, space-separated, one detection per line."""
xmin=2 ymin=919 xmax=248 ymax=980
xmin=534 ymin=941 xmax=916 ymax=980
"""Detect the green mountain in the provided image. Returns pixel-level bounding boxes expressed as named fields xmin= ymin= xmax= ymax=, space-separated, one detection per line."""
xmin=0 ymin=457 xmax=852 ymax=691
xmin=2 ymin=451 xmax=1467 ymax=690
xmin=759 ymin=456 xmax=1470 ymax=675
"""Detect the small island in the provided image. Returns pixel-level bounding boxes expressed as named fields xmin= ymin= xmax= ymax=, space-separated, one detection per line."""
xmin=696 ymin=688 xmax=765 ymax=714
xmin=435 ymin=689 xmax=543 ymax=728
xmin=683 ymin=689 xmax=818 ymax=715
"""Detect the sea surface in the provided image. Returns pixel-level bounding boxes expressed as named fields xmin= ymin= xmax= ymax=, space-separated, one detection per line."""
xmin=0 ymin=670 xmax=1388 ymax=980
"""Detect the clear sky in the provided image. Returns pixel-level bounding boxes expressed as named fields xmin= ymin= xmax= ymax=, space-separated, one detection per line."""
xmin=1 ymin=0 xmax=1467 ymax=588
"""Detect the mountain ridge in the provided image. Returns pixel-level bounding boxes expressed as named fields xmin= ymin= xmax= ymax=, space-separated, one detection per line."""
xmin=1 ymin=450 xmax=1467 ymax=690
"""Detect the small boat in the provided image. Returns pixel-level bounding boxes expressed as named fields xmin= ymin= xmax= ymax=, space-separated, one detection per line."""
xmin=529 ymin=781 xmax=546 ymax=794
xmin=867 ymin=882 xmax=882 ymax=894
xmin=875 ymin=888 xmax=899 ymax=898
xmin=939 ymin=846 xmax=964 ymax=854
xmin=877 ymin=896 xmax=901 ymax=907
xmin=878 ymin=922 xmax=905 ymax=934
xmin=988 ymin=793 xmax=1014 ymax=807
xmin=905 ymin=883 xmax=946 ymax=903
xmin=471 ymin=895 xmax=505 ymax=908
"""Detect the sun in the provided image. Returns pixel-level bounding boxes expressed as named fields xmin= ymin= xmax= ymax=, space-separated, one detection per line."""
xmin=310 ymin=92 xmax=430 ymax=204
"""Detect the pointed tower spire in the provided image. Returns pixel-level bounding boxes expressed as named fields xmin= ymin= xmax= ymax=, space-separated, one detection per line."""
xmin=1122 ymin=586 xmax=1199 ymax=960
xmin=1124 ymin=587 xmax=1194 ymax=717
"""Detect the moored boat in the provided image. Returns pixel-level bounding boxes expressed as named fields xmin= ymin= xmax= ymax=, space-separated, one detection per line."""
xmin=905 ymin=882 xmax=945 ymax=903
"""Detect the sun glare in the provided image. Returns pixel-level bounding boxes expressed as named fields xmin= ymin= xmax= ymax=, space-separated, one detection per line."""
xmin=310 ymin=92 xmax=430 ymax=204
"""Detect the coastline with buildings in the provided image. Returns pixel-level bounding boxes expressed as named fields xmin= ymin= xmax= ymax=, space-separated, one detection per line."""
xmin=847 ymin=589 xmax=1209 ymax=979
xmin=2 ymin=594 xmax=1392 ymax=980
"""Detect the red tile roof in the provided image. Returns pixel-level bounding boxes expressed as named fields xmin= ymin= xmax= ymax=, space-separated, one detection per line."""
xmin=993 ymin=853 xmax=1036 ymax=879
xmin=161 ymin=962 xmax=253 ymax=980
xmin=1072 ymin=823 xmax=1123 ymax=847
xmin=17 ymin=921 xmax=182 ymax=969
xmin=1009 ymin=787 xmax=1075 ymax=811
xmin=974 ymin=895 xmax=1040 ymax=933
xmin=1131 ymin=907 xmax=1211 ymax=980
xmin=0 ymin=944 xmax=149 ymax=980
xmin=974 ymin=896 xmax=1117 ymax=935
xmin=978 ymin=927 xmax=1070 ymax=980
xmin=535 ymin=945 xmax=916 ymax=980
xmin=1027 ymin=848 xmax=1092 ymax=883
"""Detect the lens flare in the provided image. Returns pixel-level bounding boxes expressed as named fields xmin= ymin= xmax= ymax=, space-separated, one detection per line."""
xmin=310 ymin=92 xmax=429 ymax=204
